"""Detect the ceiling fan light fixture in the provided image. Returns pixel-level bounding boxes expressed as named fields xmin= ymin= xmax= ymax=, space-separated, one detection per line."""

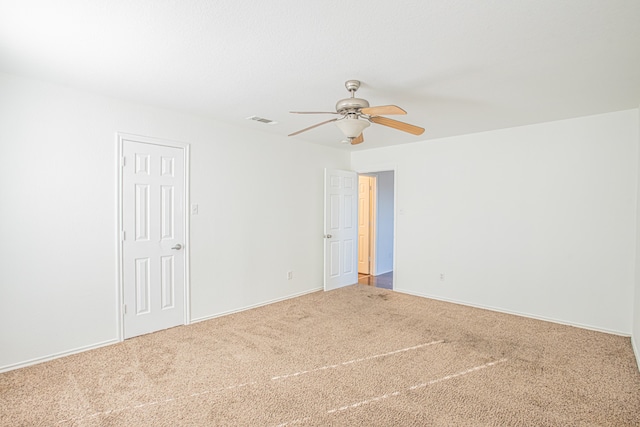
xmin=335 ymin=117 xmax=370 ymax=138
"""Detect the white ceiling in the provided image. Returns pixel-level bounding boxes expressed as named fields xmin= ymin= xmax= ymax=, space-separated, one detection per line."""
xmin=1 ymin=0 xmax=639 ymax=150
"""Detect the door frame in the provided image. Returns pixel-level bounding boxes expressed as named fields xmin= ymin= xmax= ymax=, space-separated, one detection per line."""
xmin=355 ymin=165 xmax=397 ymax=282
xmin=115 ymin=132 xmax=191 ymax=341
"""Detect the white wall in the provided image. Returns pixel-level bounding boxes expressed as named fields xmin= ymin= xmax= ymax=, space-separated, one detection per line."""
xmin=2 ymin=71 xmax=637 ymax=372
xmin=0 ymin=72 xmax=349 ymax=371
xmin=352 ymin=110 xmax=639 ymax=335
xmin=374 ymin=171 xmax=394 ymax=275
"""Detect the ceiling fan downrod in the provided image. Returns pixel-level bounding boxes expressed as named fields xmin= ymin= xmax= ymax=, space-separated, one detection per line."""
xmin=336 ymin=80 xmax=369 ymax=114
xmin=344 ymin=80 xmax=361 ymax=97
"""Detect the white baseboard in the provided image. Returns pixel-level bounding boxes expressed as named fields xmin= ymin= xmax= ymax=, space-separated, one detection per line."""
xmin=7 ymin=287 xmax=631 ymax=373
xmin=190 ymin=287 xmax=323 ymax=324
xmin=373 ymin=268 xmax=392 ymax=276
xmin=2 ymin=288 xmax=324 ymax=373
xmin=394 ymin=287 xmax=630 ymax=337
xmin=0 ymin=338 xmax=119 ymax=373
xmin=632 ymin=334 xmax=640 ymax=372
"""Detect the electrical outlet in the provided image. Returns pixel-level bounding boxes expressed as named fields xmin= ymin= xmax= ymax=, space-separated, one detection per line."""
xmin=287 ymin=271 xmax=293 ymax=280
xmin=440 ymin=273 xmax=445 ymax=281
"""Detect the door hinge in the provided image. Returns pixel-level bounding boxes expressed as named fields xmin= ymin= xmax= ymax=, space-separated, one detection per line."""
xmin=120 ymin=156 xmax=126 ymax=167
xmin=121 ymin=230 xmax=126 ymax=241
xmin=122 ymin=304 xmax=127 ymax=314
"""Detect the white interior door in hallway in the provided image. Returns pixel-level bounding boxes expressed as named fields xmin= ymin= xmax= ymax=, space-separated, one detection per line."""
xmin=324 ymin=169 xmax=358 ymax=291
xmin=358 ymin=175 xmax=376 ymax=275
xmin=120 ymin=136 xmax=188 ymax=339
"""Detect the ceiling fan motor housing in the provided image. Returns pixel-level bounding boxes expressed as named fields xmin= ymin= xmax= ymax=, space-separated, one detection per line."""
xmin=335 ymin=98 xmax=370 ymax=114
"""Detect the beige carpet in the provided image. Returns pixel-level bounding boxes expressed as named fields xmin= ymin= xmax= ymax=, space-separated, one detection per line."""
xmin=1 ymin=284 xmax=639 ymax=426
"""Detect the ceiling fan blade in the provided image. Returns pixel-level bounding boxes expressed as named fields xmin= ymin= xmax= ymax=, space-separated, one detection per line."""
xmin=351 ymin=134 xmax=364 ymax=145
xmin=288 ymin=118 xmax=338 ymax=136
xmin=369 ymin=116 xmax=425 ymax=135
xmin=361 ymin=105 xmax=406 ymax=116
xmin=290 ymin=111 xmax=340 ymax=115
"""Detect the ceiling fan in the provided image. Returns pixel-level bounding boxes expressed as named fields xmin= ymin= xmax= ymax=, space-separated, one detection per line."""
xmin=288 ymin=80 xmax=425 ymax=145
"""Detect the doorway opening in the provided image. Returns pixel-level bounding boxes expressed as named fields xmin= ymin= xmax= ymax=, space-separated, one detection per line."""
xmin=357 ymin=170 xmax=394 ymax=289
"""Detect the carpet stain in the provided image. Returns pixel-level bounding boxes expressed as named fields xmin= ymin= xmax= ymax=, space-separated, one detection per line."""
xmin=138 ymin=344 xmax=177 ymax=379
xmin=367 ymin=293 xmax=390 ymax=300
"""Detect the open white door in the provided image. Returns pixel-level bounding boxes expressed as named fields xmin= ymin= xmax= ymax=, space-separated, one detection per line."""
xmin=324 ymin=169 xmax=358 ymax=291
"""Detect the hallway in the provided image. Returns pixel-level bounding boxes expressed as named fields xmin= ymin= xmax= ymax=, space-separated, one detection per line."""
xmin=357 ymin=272 xmax=393 ymax=290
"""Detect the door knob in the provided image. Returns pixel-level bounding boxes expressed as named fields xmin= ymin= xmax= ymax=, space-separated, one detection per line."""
xmin=171 ymin=244 xmax=183 ymax=250
xmin=325 ymin=234 xmax=333 ymax=239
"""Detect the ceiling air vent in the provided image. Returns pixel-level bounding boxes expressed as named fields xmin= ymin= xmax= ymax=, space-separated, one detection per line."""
xmin=246 ymin=116 xmax=278 ymax=125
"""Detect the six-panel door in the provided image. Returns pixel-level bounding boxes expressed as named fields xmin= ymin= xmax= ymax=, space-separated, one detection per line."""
xmin=324 ymin=169 xmax=358 ymax=291
xmin=122 ymin=140 xmax=185 ymax=339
